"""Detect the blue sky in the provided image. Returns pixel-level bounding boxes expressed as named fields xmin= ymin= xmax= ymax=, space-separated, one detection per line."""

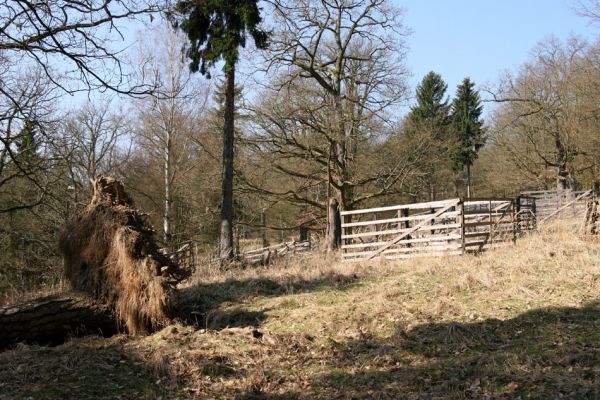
xmin=63 ymin=1 xmax=597 ymax=117
xmin=401 ymin=0 xmax=596 ymax=102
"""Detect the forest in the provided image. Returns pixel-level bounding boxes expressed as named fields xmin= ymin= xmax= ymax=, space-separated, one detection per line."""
xmin=1 ymin=1 xmax=600 ymax=309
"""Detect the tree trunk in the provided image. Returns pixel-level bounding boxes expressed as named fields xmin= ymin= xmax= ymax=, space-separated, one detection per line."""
xmin=0 ymin=293 xmax=116 ymax=349
xmin=466 ymin=164 xmax=472 ymax=198
xmin=164 ymin=128 xmax=172 ymax=245
xmin=326 ymin=198 xmax=341 ymax=251
xmin=219 ymin=66 xmax=236 ymax=261
xmin=261 ymin=212 xmax=269 ymax=248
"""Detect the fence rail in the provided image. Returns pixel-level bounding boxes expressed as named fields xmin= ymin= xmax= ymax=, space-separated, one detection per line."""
xmin=341 ymin=197 xmax=537 ymax=262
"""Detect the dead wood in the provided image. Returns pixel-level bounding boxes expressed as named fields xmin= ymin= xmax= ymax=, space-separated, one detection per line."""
xmin=0 ymin=292 xmax=116 ymax=349
xmin=59 ymin=176 xmax=192 ymax=335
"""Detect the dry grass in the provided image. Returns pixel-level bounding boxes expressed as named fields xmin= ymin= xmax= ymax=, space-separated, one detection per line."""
xmin=2 ymin=220 xmax=600 ymax=399
xmin=59 ymin=176 xmax=181 ymax=334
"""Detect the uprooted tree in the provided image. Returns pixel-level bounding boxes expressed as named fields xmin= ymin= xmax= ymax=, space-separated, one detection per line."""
xmin=0 ymin=176 xmax=192 ymax=348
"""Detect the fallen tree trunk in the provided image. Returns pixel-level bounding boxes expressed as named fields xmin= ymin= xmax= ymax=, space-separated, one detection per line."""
xmin=0 ymin=292 xmax=116 ymax=349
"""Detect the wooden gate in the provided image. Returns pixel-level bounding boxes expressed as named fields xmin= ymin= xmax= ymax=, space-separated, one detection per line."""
xmin=463 ymin=198 xmax=517 ymax=253
xmin=520 ymin=190 xmax=591 ymax=222
xmin=340 ymin=199 xmax=464 ymax=262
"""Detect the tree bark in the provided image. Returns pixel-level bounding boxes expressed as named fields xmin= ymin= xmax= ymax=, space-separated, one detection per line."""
xmin=261 ymin=212 xmax=269 ymax=248
xmin=466 ymin=163 xmax=472 ymax=198
xmin=219 ymin=66 xmax=236 ymax=261
xmin=0 ymin=293 xmax=116 ymax=349
xmin=164 ymin=127 xmax=172 ymax=245
xmin=326 ymin=198 xmax=341 ymax=251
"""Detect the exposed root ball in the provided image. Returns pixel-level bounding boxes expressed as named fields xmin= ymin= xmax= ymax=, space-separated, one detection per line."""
xmin=59 ymin=176 xmax=189 ymax=334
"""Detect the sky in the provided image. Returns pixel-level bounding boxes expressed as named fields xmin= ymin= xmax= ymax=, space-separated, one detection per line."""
xmin=401 ymin=0 xmax=597 ymax=103
xmin=59 ymin=0 xmax=598 ymax=117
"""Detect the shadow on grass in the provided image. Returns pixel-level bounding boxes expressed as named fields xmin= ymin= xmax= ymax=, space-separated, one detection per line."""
xmin=300 ymin=301 xmax=600 ymax=399
xmin=0 ymin=341 xmax=165 ymax=400
xmin=174 ymin=272 xmax=360 ymax=329
xmin=231 ymin=301 xmax=600 ymax=399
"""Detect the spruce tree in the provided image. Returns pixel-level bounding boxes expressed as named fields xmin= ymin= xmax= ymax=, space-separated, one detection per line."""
xmin=172 ymin=0 xmax=268 ymax=261
xmin=409 ymin=71 xmax=451 ymax=134
xmin=15 ymin=120 xmax=40 ymax=169
xmin=406 ymin=71 xmax=452 ymax=200
xmin=450 ymin=78 xmax=486 ymax=198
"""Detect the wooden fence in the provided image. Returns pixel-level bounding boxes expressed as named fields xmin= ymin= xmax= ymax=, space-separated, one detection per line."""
xmin=241 ymin=240 xmax=316 ymax=265
xmin=520 ymin=190 xmax=591 ymax=222
xmin=163 ymin=241 xmax=196 ymax=272
xmin=341 ymin=197 xmax=537 ymax=262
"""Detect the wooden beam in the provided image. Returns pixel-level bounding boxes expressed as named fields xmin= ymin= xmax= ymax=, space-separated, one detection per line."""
xmin=340 ymin=198 xmax=459 ymax=216
xmin=341 ymin=211 xmax=460 ymax=228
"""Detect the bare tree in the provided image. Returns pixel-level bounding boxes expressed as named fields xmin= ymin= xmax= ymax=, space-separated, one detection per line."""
xmin=492 ymin=37 xmax=599 ymax=192
xmin=0 ymin=0 xmax=161 ymax=210
xmin=260 ymin=0 xmax=410 ymax=212
xmin=56 ymin=100 xmax=132 ymax=203
xmin=0 ymin=0 xmax=161 ymax=95
xmin=0 ymin=67 xmax=60 ymax=213
xmin=133 ymin=21 xmax=209 ymax=244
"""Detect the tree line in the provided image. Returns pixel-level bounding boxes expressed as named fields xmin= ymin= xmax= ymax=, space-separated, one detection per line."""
xmin=1 ymin=0 xmax=600 ymax=299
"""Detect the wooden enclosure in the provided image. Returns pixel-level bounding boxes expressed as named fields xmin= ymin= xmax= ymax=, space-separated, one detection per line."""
xmin=520 ymin=190 xmax=591 ymax=222
xmin=341 ymin=197 xmax=537 ymax=262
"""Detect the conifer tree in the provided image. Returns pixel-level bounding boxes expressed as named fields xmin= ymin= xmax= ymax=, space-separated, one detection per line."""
xmin=450 ymin=78 xmax=486 ymax=198
xmin=15 ymin=120 xmax=40 ymax=170
xmin=171 ymin=0 xmax=268 ymax=261
xmin=409 ymin=71 xmax=451 ymax=133
xmin=406 ymin=71 xmax=452 ymax=200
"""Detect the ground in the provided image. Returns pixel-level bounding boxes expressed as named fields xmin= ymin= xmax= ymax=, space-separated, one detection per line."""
xmin=1 ymin=221 xmax=599 ymax=399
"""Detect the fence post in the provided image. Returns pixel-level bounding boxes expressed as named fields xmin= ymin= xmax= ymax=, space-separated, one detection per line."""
xmin=489 ymin=200 xmax=493 ymax=247
xmin=459 ymin=199 xmax=466 ymax=255
xmin=402 ymin=208 xmax=411 ymax=247
xmin=512 ymin=198 xmax=518 ymax=244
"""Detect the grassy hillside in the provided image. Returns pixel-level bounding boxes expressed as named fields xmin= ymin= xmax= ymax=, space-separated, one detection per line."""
xmin=1 ymin=221 xmax=599 ymax=399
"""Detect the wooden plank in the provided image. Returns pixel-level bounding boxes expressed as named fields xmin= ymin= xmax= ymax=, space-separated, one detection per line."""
xmin=340 ymin=198 xmax=459 ymax=216
xmin=341 ymin=211 xmax=460 ymax=228
xmin=365 ymin=200 xmax=459 ymax=260
xmin=383 ymin=250 xmax=464 ymax=260
xmin=463 ymin=210 xmax=513 ymax=216
xmin=463 ymin=199 xmax=511 ymax=205
xmin=343 ymin=249 xmax=465 ymax=262
xmin=464 ymin=220 xmax=513 ymax=228
xmin=341 ymin=223 xmax=461 ymax=239
xmin=343 ymin=243 xmax=462 ymax=257
xmin=341 ymin=234 xmax=462 ymax=249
